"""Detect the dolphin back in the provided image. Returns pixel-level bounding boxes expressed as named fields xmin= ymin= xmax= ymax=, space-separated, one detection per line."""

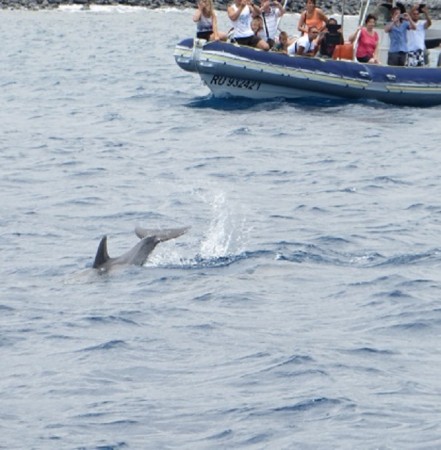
xmin=92 ymin=226 xmax=189 ymax=271
xmin=134 ymin=226 xmax=190 ymax=242
xmin=114 ymin=236 xmax=159 ymax=267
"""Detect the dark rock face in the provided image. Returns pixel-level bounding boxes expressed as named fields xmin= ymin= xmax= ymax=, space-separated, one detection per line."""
xmin=1 ymin=0 xmax=441 ymax=19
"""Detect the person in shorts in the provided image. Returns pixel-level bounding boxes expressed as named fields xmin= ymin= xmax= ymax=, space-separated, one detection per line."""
xmin=193 ymin=0 xmax=227 ymax=41
xmin=407 ymin=3 xmax=432 ymax=67
xmin=228 ymin=0 xmax=270 ymax=50
xmin=258 ymin=0 xmax=285 ymax=48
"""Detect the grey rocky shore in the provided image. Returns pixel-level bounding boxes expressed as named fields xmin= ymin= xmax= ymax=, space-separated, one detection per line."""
xmin=2 ymin=0 xmax=441 ymax=19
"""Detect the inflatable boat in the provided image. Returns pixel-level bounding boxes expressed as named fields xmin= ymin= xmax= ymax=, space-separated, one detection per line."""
xmin=174 ymin=0 xmax=441 ymax=107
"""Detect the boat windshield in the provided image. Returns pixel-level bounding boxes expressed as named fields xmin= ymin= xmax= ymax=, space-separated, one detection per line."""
xmin=361 ymin=0 xmax=399 ymax=27
xmin=371 ymin=1 xmax=396 ymax=26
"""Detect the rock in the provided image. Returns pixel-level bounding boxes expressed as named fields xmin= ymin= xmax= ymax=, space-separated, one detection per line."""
xmin=3 ymin=0 xmax=441 ymax=19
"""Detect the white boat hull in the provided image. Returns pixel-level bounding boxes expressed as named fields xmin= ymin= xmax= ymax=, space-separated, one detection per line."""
xmin=175 ymin=39 xmax=441 ymax=107
xmin=198 ymin=73 xmax=342 ymax=100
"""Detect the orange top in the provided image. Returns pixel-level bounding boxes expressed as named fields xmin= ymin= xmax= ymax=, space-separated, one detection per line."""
xmin=303 ymin=9 xmax=326 ymax=31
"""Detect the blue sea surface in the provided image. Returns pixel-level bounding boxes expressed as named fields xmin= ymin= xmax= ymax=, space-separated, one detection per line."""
xmin=1 ymin=7 xmax=441 ymax=449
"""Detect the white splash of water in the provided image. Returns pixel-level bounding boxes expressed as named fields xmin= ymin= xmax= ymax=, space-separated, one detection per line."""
xmin=143 ymin=188 xmax=250 ymax=267
xmin=198 ymin=191 xmax=248 ymax=260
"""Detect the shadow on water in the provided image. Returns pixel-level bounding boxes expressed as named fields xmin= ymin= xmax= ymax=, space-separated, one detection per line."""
xmin=186 ymin=95 xmax=283 ymax=111
xmin=185 ymin=93 xmax=392 ymax=112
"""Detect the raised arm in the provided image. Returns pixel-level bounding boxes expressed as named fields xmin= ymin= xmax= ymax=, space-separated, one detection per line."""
xmin=317 ymin=8 xmax=328 ymax=30
xmin=297 ymin=11 xmax=308 ymax=34
xmin=248 ymin=1 xmax=261 ymax=17
xmin=373 ymin=32 xmax=380 ymax=61
xmin=228 ymin=1 xmax=243 ymax=21
xmin=403 ymin=12 xmax=416 ymax=30
xmin=384 ymin=9 xmax=400 ymax=32
xmin=422 ymin=6 xmax=432 ymax=29
xmin=193 ymin=2 xmax=202 ymax=22
xmin=273 ymin=0 xmax=285 ymax=16
xmin=212 ymin=12 xmax=220 ymax=40
xmin=229 ymin=0 xmax=259 ymax=20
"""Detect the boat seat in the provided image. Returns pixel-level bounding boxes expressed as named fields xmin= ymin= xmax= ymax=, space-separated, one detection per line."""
xmin=332 ymin=44 xmax=354 ymax=61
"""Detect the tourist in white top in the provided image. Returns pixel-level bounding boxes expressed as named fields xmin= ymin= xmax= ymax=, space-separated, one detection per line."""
xmin=259 ymin=0 xmax=285 ymax=48
xmin=287 ymin=26 xmax=320 ymax=56
xmin=407 ymin=3 xmax=432 ymax=66
xmin=228 ymin=0 xmax=270 ymax=50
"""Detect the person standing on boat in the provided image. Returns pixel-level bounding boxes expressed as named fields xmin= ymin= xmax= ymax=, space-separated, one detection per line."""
xmin=348 ymin=14 xmax=380 ymax=64
xmin=384 ymin=7 xmax=416 ymax=66
xmin=297 ymin=0 xmax=328 ymax=35
xmin=406 ymin=3 xmax=432 ymax=67
xmin=288 ymin=26 xmax=320 ymax=56
xmin=228 ymin=0 xmax=270 ymax=50
xmin=258 ymin=0 xmax=285 ymax=48
xmin=193 ymin=0 xmax=228 ymax=42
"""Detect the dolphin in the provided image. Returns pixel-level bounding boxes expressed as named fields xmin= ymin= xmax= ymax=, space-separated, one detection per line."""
xmin=92 ymin=226 xmax=189 ymax=272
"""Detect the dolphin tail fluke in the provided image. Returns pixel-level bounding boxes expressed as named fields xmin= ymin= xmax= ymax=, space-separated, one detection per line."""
xmin=134 ymin=226 xmax=190 ymax=242
xmin=93 ymin=236 xmax=110 ymax=268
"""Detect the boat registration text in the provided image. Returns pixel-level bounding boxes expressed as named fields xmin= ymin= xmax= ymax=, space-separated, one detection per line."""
xmin=209 ymin=76 xmax=261 ymax=90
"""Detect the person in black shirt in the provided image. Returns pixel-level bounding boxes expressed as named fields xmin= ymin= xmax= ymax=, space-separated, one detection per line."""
xmin=318 ymin=18 xmax=344 ymax=58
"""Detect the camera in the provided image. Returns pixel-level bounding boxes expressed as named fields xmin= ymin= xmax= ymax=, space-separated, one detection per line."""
xmin=418 ymin=4 xmax=426 ymax=13
xmin=327 ymin=24 xmax=341 ymax=33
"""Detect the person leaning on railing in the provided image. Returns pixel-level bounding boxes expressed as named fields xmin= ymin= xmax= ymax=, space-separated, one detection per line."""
xmin=273 ymin=31 xmax=289 ymax=53
xmin=348 ymin=14 xmax=380 ymax=64
xmin=287 ymin=26 xmax=320 ymax=56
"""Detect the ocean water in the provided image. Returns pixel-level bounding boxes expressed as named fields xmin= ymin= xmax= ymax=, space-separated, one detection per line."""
xmin=2 ymin=6 xmax=441 ymax=449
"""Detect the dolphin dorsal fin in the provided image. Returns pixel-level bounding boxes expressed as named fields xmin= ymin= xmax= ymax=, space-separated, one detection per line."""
xmin=93 ymin=236 xmax=110 ymax=268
